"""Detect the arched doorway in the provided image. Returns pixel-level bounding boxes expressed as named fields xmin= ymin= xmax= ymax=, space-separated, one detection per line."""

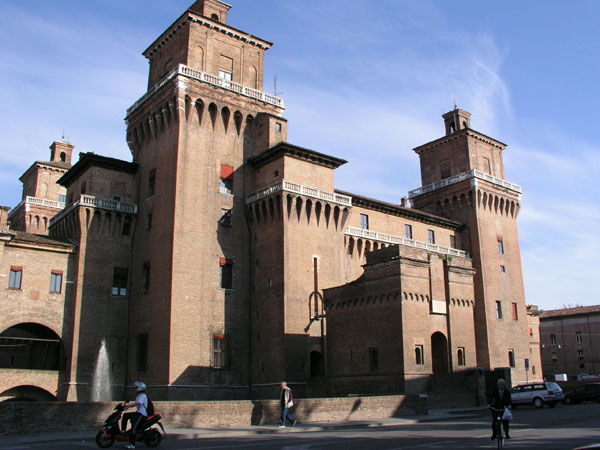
xmin=0 ymin=385 xmax=57 ymax=402
xmin=0 ymin=323 xmax=62 ymax=370
xmin=431 ymin=332 xmax=449 ymax=374
xmin=310 ymin=351 xmax=324 ymax=377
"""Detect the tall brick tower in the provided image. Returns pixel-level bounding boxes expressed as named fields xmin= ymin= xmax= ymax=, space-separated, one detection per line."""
xmin=8 ymin=140 xmax=73 ymax=234
xmin=409 ymin=108 xmax=530 ymax=384
xmin=124 ymin=0 xmax=285 ymax=399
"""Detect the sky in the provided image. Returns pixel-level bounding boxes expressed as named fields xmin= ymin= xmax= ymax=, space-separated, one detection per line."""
xmin=0 ymin=0 xmax=598 ymax=311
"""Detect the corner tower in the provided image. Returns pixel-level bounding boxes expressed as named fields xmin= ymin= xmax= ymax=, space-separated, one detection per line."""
xmin=124 ymin=0 xmax=285 ymax=399
xmin=409 ymin=109 xmax=529 ymax=384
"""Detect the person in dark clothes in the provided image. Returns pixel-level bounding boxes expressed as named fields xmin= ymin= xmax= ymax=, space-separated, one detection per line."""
xmin=488 ymin=378 xmax=512 ymax=440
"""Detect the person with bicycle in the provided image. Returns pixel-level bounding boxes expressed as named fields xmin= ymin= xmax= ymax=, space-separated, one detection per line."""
xmin=488 ymin=378 xmax=512 ymax=440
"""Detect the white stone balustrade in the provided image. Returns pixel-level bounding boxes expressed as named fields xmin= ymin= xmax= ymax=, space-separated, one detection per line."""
xmin=50 ymin=195 xmax=138 ymax=227
xmin=127 ymin=64 xmax=284 ymax=116
xmin=345 ymin=226 xmax=469 ymax=258
xmin=246 ymin=180 xmax=352 ymax=207
xmin=13 ymin=196 xmax=65 ymax=212
xmin=408 ymin=169 xmax=521 ymax=198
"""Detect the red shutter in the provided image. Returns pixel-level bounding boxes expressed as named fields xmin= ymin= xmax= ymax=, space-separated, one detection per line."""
xmin=220 ymin=164 xmax=234 ymax=180
xmin=219 ymin=257 xmax=233 ymax=266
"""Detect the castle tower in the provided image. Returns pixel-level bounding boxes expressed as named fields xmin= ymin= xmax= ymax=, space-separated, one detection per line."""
xmin=409 ymin=109 xmax=530 ymax=384
xmin=7 ymin=140 xmax=73 ymax=234
xmin=124 ymin=0 xmax=285 ymax=399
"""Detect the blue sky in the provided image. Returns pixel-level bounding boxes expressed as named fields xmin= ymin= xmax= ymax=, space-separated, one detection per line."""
xmin=1 ymin=0 xmax=598 ymax=310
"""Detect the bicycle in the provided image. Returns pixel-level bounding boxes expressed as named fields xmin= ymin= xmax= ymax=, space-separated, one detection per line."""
xmin=489 ymin=406 xmax=507 ymax=448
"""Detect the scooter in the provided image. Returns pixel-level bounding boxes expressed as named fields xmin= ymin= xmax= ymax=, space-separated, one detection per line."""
xmin=95 ymin=403 xmax=165 ymax=448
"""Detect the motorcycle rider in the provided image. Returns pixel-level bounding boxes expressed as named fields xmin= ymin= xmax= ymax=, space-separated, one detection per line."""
xmin=121 ymin=381 xmax=148 ymax=449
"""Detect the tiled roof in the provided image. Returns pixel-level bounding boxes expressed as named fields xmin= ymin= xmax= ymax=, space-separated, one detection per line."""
xmin=540 ymin=305 xmax=600 ymax=319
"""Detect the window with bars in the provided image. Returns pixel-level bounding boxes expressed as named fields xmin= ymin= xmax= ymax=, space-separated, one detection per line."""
xmin=212 ymin=334 xmax=228 ymax=369
xmin=50 ymin=271 xmax=62 ymax=293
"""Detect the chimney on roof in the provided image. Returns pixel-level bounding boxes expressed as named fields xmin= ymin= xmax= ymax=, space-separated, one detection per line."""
xmin=50 ymin=140 xmax=74 ymax=165
xmin=400 ymin=197 xmax=408 ymax=207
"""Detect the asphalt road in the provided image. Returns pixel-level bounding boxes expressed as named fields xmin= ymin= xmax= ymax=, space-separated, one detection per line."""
xmin=4 ymin=402 xmax=600 ymax=450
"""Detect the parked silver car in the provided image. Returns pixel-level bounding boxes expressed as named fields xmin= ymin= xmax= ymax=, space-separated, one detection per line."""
xmin=510 ymin=382 xmax=564 ymax=408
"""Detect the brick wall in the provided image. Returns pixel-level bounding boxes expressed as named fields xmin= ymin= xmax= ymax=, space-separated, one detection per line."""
xmin=0 ymin=394 xmax=427 ymax=435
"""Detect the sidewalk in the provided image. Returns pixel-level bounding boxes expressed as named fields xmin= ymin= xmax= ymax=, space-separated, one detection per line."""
xmin=0 ymin=407 xmax=485 ymax=447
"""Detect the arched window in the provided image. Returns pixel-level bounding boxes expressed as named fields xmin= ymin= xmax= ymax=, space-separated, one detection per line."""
xmin=415 ymin=345 xmax=423 ymax=365
xmin=211 ymin=13 xmax=219 ymax=21
xmin=457 ymin=348 xmax=465 ymax=366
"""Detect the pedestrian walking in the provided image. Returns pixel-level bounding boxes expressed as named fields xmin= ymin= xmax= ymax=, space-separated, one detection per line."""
xmin=279 ymin=381 xmax=297 ymax=428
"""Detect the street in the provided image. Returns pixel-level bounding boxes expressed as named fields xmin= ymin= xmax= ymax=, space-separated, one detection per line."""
xmin=3 ymin=403 xmax=600 ymax=450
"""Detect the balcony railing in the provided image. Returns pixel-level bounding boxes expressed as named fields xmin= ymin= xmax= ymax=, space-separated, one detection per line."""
xmin=408 ymin=169 xmax=521 ymax=198
xmin=345 ymin=226 xmax=469 ymax=258
xmin=127 ymin=64 xmax=284 ymax=116
xmin=9 ymin=196 xmax=65 ymax=217
xmin=246 ymin=180 xmax=352 ymax=207
xmin=50 ymin=195 xmax=137 ymax=227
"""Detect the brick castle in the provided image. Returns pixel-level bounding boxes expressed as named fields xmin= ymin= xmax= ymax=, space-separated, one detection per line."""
xmin=0 ymin=0 xmax=541 ymax=402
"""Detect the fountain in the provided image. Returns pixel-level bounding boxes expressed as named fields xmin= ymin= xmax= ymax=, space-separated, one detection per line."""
xmin=91 ymin=338 xmax=111 ymax=401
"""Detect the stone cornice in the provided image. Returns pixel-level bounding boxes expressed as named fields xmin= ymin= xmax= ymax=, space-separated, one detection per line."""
xmin=247 ymin=142 xmax=347 ymax=170
xmin=413 ymin=128 xmax=506 ymax=155
xmin=143 ymin=11 xmax=272 ymax=59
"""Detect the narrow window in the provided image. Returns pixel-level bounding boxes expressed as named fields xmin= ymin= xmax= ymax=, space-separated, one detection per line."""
xmin=220 ymin=208 xmax=232 ymax=227
xmin=428 ymin=229 xmax=435 ymax=244
xmin=8 ymin=266 xmax=22 ymax=289
xmin=497 ymin=238 xmax=504 ymax=255
xmin=146 ymin=213 xmax=153 ymax=229
xmin=532 ymin=365 xmax=536 ymax=375
xmin=578 ymin=350 xmax=584 ymax=360
xmin=415 ymin=345 xmax=424 ymax=365
xmin=81 ymin=181 xmax=87 ymax=195
xmin=369 ymin=347 xmax=379 ymax=373
xmin=576 ymin=332 xmax=582 ymax=344
xmin=275 ymin=123 xmax=282 ymax=132
xmin=136 ymin=333 xmax=148 ymax=371
xmin=112 ymin=267 xmax=129 ymax=296
xmin=58 ymin=194 xmax=66 ymax=203
xmin=457 ymin=347 xmax=466 ymax=366
xmin=122 ymin=217 xmax=132 ymax=237
xmin=551 ymin=352 xmax=557 ymax=360
xmin=220 ymin=164 xmax=234 ymax=194
xmin=148 ymin=169 xmax=156 ymax=197
xmin=450 ymin=235 xmax=456 ymax=248
xmin=360 ymin=214 xmax=369 ymax=230
xmin=50 ymin=271 xmax=63 ymax=293
xmin=500 ymin=265 xmax=506 ymax=273
xmin=529 ymin=327 xmax=533 ymax=336
xmin=219 ymin=257 xmax=233 ymax=289
xmin=142 ymin=262 xmax=150 ymax=293
xmin=219 ymin=55 xmax=233 ymax=80
xmin=512 ymin=302 xmax=518 ymax=320
xmin=212 ymin=334 xmax=228 ymax=369
xmin=496 ymin=300 xmax=503 ymax=319
xmin=404 ymin=224 xmax=413 ymax=239
xmin=508 ymin=350 xmax=515 ymax=368
xmin=550 ymin=334 xmax=557 ymax=345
